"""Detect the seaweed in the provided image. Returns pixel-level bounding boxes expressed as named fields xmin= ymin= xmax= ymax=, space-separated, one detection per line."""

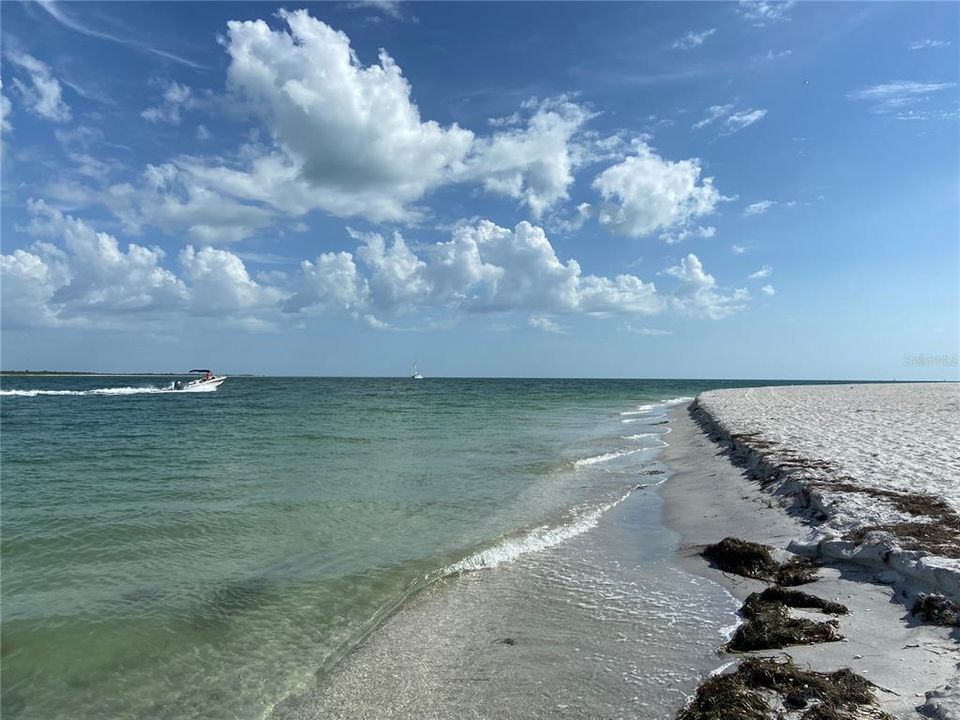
xmin=677 ymin=657 xmax=893 ymax=720
xmin=727 ymin=602 xmax=842 ymax=652
xmin=743 ymin=587 xmax=848 ymax=617
xmin=702 ymin=537 xmax=779 ymax=580
xmin=701 ymin=537 xmax=819 ymax=585
xmin=911 ymin=593 xmax=960 ymax=627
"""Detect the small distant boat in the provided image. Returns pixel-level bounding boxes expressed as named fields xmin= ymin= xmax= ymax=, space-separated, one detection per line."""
xmin=410 ymin=361 xmax=424 ymax=380
xmin=173 ymin=369 xmax=226 ymax=392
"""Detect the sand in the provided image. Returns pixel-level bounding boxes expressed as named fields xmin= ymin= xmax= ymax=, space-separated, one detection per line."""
xmin=663 ymin=387 xmax=959 ymax=719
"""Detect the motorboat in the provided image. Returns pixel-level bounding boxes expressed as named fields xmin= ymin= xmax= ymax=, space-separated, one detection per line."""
xmin=173 ymin=369 xmax=227 ymax=392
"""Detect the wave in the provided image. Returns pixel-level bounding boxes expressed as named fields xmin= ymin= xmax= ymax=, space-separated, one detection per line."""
xmin=573 ymin=448 xmax=644 ymax=467
xmin=662 ymin=396 xmax=693 ymax=406
xmin=1 ymin=385 xmax=172 ymax=397
xmin=444 ymin=492 xmax=631 ymax=574
xmin=620 ymin=404 xmax=656 ymax=416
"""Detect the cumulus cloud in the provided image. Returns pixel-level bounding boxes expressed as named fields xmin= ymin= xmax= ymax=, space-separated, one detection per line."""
xmin=129 ymin=11 xmax=615 ymax=226
xmin=4 ymin=206 xmax=750 ymax=330
xmin=732 ymin=244 xmax=747 ymax=254
xmin=461 ymin=96 xmax=592 ymax=217
xmin=761 ymin=284 xmax=775 ymax=296
xmin=693 ymin=104 xmax=767 ymax=135
xmin=592 ymin=140 xmax=724 ymax=239
xmin=743 ymin=200 xmax=776 ymax=216
xmin=3 ymin=200 xmax=284 ymax=328
xmin=104 ymin=163 xmax=277 ymax=243
xmin=222 ymin=9 xmax=473 ymax=222
xmin=672 ymin=29 xmax=716 ymax=50
xmin=738 ymin=0 xmax=795 ymax=25
xmin=748 ymin=264 xmax=772 ymax=279
xmin=664 ymin=253 xmax=749 ymax=319
xmin=141 ymin=80 xmax=193 ymax=125
xmin=6 ymin=51 xmax=71 ymax=122
xmin=660 ymin=225 xmax=715 ymax=245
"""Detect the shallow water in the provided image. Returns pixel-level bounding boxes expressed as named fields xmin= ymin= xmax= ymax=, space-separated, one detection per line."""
xmin=1 ymin=376 xmax=785 ymax=719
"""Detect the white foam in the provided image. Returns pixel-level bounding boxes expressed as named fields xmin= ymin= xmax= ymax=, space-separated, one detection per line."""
xmin=661 ymin=396 xmax=693 ymax=406
xmin=1 ymin=385 xmax=171 ymax=397
xmin=620 ymin=405 xmax=655 ymax=416
xmin=445 ymin=492 xmax=631 ymax=574
xmin=573 ymin=448 xmax=645 ymax=467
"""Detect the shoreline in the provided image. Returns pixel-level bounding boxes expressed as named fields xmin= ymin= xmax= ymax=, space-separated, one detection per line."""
xmin=660 ymin=398 xmax=958 ymax=719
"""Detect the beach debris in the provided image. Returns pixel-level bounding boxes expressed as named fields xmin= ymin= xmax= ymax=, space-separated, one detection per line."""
xmin=633 ymin=483 xmax=648 ymax=491
xmin=743 ymin=587 xmax=848 ymax=617
xmin=727 ymin=599 xmax=842 ymax=652
xmin=492 ymin=637 xmax=516 ymax=645
xmin=677 ymin=657 xmax=893 ymax=720
xmin=911 ymin=594 xmax=960 ymax=627
xmin=701 ymin=537 xmax=819 ymax=585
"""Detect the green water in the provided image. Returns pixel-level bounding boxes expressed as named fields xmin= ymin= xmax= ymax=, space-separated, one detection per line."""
xmin=1 ymin=376 xmax=778 ymax=719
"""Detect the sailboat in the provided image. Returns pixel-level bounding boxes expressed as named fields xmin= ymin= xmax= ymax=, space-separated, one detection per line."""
xmin=410 ymin=361 xmax=424 ymax=380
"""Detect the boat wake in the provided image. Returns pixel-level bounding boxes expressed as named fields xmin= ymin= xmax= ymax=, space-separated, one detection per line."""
xmin=1 ymin=386 xmax=171 ymax=397
xmin=1 ymin=383 xmax=213 ymax=397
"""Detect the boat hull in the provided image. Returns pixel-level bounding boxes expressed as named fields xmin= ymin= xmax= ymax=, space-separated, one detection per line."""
xmin=179 ymin=377 xmax=226 ymax=392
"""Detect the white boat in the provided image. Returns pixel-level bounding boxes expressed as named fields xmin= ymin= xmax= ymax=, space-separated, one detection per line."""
xmin=410 ymin=361 xmax=423 ymax=380
xmin=174 ymin=369 xmax=227 ymax=392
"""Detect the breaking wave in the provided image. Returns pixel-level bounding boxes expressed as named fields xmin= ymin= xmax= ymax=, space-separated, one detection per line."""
xmin=444 ymin=492 xmax=632 ymax=574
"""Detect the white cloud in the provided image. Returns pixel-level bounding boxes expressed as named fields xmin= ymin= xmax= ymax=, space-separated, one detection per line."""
xmin=6 ymin=51 xmax=71 ymax=122
xmin=461 ymin=96 xmax=592 ymax=217
xmin=14 ymin=199 xmax=188 ymax=324
xmin=196 ymin=124 xmax=210 ymax=141
xmin=664 ymin=253 xmax=750 ymax=319
xmin=286 ymin=220 xmax=665 ymax=319
xmin=180 ymin=245 xmax=284 ymax=313
xmin=528 ymin=315 xmax=564 ymax=333
xmin=222 ymin=9 xmax=474 ymax=222
xmin=743 ymin=200 xmax=776 ymax=216
xmin=672 ymin=29 xmax=716 ymax=50
xmin=142 ymin=80 xmax=193 ymax=125
xmin=104 ymin=163 xmax=276 ymax=243
xmin=732 ymin=244 xmax=747 ymax=255
xmin=748 ymin=264 xmax=772 ymax=279
xmin=660 ymin=225 xmax=715 ymax=245
xmin=848 ymin=81 xmax=956 ymax=115
xmin=761 ymin=284 xmax=775 ymax=296
xmin=909 ymin=39 xmax=951 ymax=50
xmin=0 ymin=78 xmax=12 ymax=133
xmin=4 ymin=208 xmax=752 ymax=329
xmin=738 ymin=0 xmax=796 ymax=25
xmin=693 ymin=104 xmax=767 ymax=135
xmin=592 ymin=140 xmax=724 ymax=239
xmin=3 ymin=200 xmax=289 ymax=328
xmin=624 ymin=324 xmax=673 ymax=336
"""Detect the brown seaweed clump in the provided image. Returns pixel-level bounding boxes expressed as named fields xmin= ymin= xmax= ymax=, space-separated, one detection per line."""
xmin=677 ymin=657 xmax=893 ymax=720
xmin=911 ymin=593 xmax=960 ymax=626
xmin=743 ymin=587 xmax=848 ymax=617
xmin=727 ymin=602 xmax=842 ymax=652
xmin=702 ymin=537 xmax=818 ymax=586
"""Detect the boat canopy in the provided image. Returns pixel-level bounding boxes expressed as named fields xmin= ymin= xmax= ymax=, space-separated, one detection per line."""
xmin=188 ymin=369 xmax=212 ymax=374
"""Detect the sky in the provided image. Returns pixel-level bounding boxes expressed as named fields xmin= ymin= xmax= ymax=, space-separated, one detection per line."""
xmin=0 ymin=0 xmax=957 ymax=379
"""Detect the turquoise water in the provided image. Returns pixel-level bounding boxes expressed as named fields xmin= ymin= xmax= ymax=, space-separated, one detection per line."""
xmin=2 ymin=376 xmax=773 ymax=719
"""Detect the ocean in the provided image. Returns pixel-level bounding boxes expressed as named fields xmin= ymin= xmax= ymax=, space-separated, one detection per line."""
xmin=2 ymin=376 xmax=782 ymax=719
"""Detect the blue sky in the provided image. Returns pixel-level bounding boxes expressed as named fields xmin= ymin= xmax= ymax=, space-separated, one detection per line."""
xmin=1 ymin=0 xmax=957 ymax=378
